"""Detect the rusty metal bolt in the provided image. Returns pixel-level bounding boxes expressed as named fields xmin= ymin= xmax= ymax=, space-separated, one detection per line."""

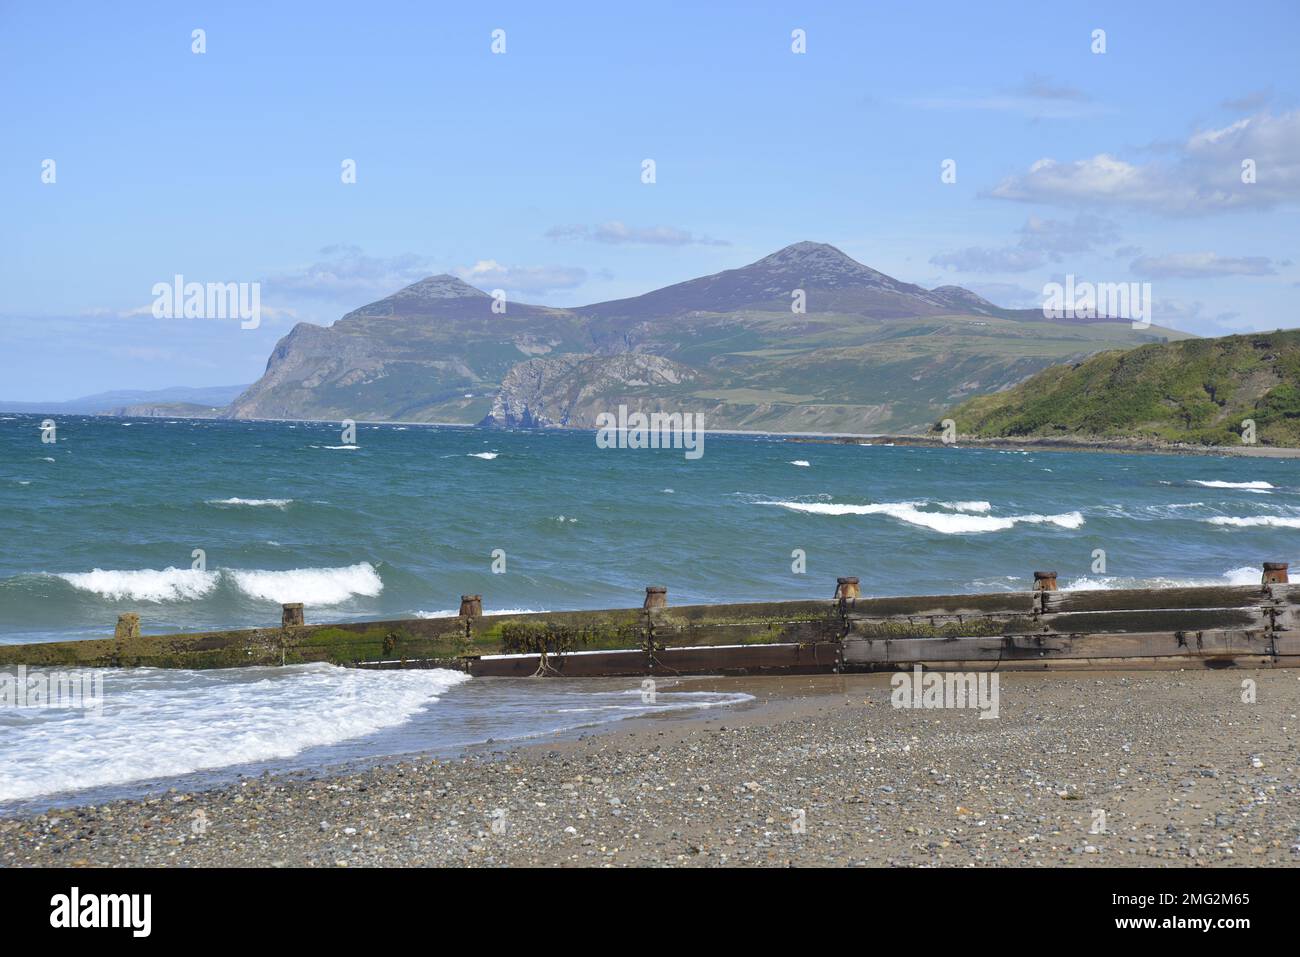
xmin=834 ymin=576 xmax=860 ymax=601
xmin=281 ymin=603 xmax=305 ymax=627
xmin=1032 ymin=571 xmax=1058 ymax=591
xmin=115 ymin=613 xmax=141 ymax=640
xmin=1262 ymin=562 xmax=1289 ymax=585
xmin=644 ymin=586 xmax=667 ymax=609
xmin=459 ymin=594 xmax=483 ymax=618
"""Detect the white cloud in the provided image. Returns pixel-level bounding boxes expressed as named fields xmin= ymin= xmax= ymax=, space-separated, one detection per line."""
xmin=906 ymin=76 xmax=1101 ymax=120
xmin=960 ymin=282 xmax=1043 ymax=309
xmin=1130 ymin=252 xmax=1278 ymax=278
xmin=930 ymin=246 xmax=1046 ymax=273
xmin=264 ymin=245 xmax=437 ymax=301
xmin=1009 ymin=73 xmax=1089 ymax=102
xmin=456 ymin=260 xmax=587 ymax=294
xmin=990 ymin=110 xmax=1300 ymax=214
xmin=930 ymin=214 xmax=1120 ymax=273
xmin=1150 ymin=298 xmax=1249 ymax=336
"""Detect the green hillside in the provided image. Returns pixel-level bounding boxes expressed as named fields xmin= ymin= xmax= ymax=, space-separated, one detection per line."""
xmin=944 ymin=330 xmax=1300 ymax=447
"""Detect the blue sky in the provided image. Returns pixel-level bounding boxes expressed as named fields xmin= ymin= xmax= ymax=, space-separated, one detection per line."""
xmin=2 ymin=0 xmax=1297 ymax=399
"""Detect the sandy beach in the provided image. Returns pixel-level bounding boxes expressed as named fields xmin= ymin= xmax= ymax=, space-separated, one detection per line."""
xmin=2 ymin=668 xmax=1297 ymax=867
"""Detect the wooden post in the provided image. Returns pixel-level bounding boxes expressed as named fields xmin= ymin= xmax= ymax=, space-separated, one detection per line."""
xmin=281 ymin=603 xmax=304 ymax=627
xmin=1033 ymin=570 xmax=1058 ymax=591
xmin=834 ymin=576 xmax=860 ymax=601
xmin=644 ymin=586 xmax=667 ymax=609
xmin=1263 ymin=562 xmax=1289 ymax=585
xmin=458 ymin=594 xmax=482 ymax=617
xmin=115 ymin=613 xmax=140 ymax=640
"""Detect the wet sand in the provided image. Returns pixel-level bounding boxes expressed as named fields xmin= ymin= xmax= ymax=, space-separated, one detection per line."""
xmin=2 ymin=669 xmax=1297 ymax=867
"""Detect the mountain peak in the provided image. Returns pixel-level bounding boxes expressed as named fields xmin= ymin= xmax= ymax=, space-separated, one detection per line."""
xmin=756 ymin=241 xmax=865 ymax=269
xmin=390 ymin=274 xmax=489 ymax=301
xmin=773 ymin=240 xmax=850 ymax=256
xmin=740 ymin=241 xmax=899 ymax=291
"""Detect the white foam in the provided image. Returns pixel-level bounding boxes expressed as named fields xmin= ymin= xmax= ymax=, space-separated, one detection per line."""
xmin=58 ymin=567 xmax=219 ymax=602
xmin=229 ymin=562 xmax=382 ymax=605
xmin=1063 ymin=566 xmax=1261 ymax=590
xmin=765 ymin=500 xmax=1083 ymax=534
xmin=317 ymin=444 xmax=359 ymax=450
xmin=1204 ymin=515 xmax=1300 ymax=528
xmin=414 ymin=607 xmax=547 ymax=619
xmin=938 ymin=500 xmax=991 ymax=513
xmin=789 ymin=460 xmax=811 ymax=467
xmin=468 ymin=452 xmax=499 ymax=459
xmin=0 ymin=664 xmax=469 ymax=803
xmin=1192 ymin=480 xmax=1274 ymax=490
xmin=207 ymin=497 xmax=293 ymax=509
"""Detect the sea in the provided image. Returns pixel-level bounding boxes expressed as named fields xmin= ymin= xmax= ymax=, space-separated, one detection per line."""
xmin=1 ymin=413 xmax=1295 ymax=808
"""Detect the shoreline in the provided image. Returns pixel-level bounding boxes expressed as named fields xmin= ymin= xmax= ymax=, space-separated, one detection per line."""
xmin=8 ymin=409 xmax=1297 ymax=458
xmin=3 ymin=669 xmax=1296 ymax=867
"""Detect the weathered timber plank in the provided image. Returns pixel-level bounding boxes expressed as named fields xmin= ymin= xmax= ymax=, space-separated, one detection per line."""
xmin=843 ymin=629 xmax=1272 ymax=666
xmin=469 ymin=650 xmax=650 ymax=678
xmin=843 ymin=636 xmax=1007 ymax=664
xmin=1270 ymin=632 xmax=1300 ymax=656
xmin=847 ymin=615 xmax=1037 ymax=639
xmin=1042 ymin=585 xmax=1264 ymax=613
xmin=867 ymin=656 xmax=1279 ymax=672
xmin=653 ymin=620 xmax=842 ymax=647
xmin=653 ymin=642 xmax=840 ymax=674
xmin=464 ymin=642 xmax=840 ymax=678
xmin=843 ymin=593 xmax=1037 ymax=618
xmin=1039 ymin=607 xmax=1266 ymax=634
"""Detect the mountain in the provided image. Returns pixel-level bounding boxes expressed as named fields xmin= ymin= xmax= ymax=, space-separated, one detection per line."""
xmin=943 ymin=330 xmax=1300 ymax=446
xmin=0 ymin=384 xmax=248 ymax=415
xmin=227 ymin=242 xmax=1188 ymax=433
xmin=574 ymin=242 xmax=1009 ymax=322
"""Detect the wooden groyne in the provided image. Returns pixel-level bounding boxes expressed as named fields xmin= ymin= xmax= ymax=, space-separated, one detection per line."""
xmin=1 ymin=564 xmax=1296 ymax=676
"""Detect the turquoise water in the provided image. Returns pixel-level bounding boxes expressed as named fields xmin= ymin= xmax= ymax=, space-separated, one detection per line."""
xmin=2 ymin=414 xmax=1297 ymax=643
xmin=2 ymin=412 xmax=1297 ymax=807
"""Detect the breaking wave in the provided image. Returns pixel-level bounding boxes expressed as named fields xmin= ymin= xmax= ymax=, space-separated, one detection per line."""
xmin=1204 ymin=515 xmax=1300 ymax=529
xmin=764 ymin=500 xmax=1084 ymax=534
xmin=56 ymin=562 xmax=383 ymax=605
xmin=1063 ymin=566 xmax=1261 ymax=590
xmin=1191 ymin=480 xmax=1274 ymax=490
xmin=206 ymin=497 xmax=293 ymax=509
xmin=227 ymin=563 xmax=383 ymax=604
xmin=0 ymin=664 xmax=469 ymax=803
xmin=57 ymin=567 xmax=219 ymax=602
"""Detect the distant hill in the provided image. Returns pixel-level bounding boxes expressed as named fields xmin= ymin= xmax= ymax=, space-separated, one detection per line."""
xmin=0 ymin=384 xmax=249 ymax=416
xmin=944 ymin=330 xmax=1300 ymax=446
xmin=227 ymin=242 xmax=1187 ymax=433
xmin=105 ymin=402 xmax=228 ymax=418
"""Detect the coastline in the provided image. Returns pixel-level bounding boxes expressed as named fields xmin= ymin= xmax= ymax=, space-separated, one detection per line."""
xmin=3 ymin=668 xmax=1296 ymax=867
xmin=12 ymin=409 xmax=1297 ymax=459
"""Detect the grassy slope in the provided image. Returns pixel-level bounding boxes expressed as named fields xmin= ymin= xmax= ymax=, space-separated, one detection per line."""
xmin=662 ymin=313 xmax=1188 ymax=433
xmin=236 ymin=304 xmax=1189 ymax=433
xmin=945 ymin=330 xmax=1300 ymax=446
